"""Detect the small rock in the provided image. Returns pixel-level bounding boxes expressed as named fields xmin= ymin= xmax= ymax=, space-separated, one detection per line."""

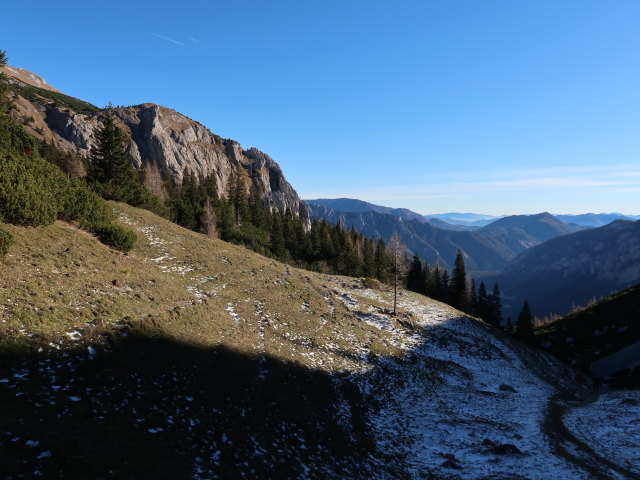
xmin=499 ymin=384 xmax=517 ymax=393
xmin=492 ymin=443 xmax=521 ymax=455
xmin=441 ymin=459 xmax=462 ymax=469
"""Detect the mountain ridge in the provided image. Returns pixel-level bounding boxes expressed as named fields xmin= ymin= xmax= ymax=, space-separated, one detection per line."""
xmin=4 ymin=65 xmax=309 ymax=222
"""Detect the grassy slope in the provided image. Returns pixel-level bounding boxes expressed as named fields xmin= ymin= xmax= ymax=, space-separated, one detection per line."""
xmin=0 ymin=202 xmax=408 ymax=479
xmin=3 ymin=203 xmax=631 ymax=480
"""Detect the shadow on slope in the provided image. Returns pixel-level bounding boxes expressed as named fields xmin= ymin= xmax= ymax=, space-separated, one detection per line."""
xmin=0 ymin=334 xmax=374 ymax=480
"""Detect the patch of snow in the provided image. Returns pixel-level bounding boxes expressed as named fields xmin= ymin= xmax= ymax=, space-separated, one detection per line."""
xmin=564 ymin=390 xmax=640 ymax=475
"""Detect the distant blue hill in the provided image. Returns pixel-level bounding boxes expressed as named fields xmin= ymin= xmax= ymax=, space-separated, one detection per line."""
xmin=554 ymin=213 xmax=637 ymax=227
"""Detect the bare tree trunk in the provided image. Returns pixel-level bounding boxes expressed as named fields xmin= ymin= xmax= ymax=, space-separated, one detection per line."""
xmin=201 ymin=198 xmax=218 ymax=238
xmin=387 ymin=231 xmax=407 ymax=317
xmin=394 ymin=270 xmax=398 ymax=315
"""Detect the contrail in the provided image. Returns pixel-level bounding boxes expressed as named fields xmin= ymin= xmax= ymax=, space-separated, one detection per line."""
xmin=137 ymin=27 xmax=185 ymax=46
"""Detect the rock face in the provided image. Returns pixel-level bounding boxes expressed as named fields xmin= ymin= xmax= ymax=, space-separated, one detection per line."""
xmin=5 ymin=69 xmax=309 ymax=223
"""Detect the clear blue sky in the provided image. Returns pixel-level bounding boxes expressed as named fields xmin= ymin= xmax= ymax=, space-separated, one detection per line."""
xmin=3 ymin=0 xmax=640 ymax=215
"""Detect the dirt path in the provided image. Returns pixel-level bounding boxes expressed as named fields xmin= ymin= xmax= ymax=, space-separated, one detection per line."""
xmin=544 ymin=392 xmax=640 ymax=480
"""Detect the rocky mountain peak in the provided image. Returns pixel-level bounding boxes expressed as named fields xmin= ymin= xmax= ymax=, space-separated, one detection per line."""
xmin=6 ymin=67 xmax=309 ymax=223
xmin=1 ymin=64 xmax=60 ymax=92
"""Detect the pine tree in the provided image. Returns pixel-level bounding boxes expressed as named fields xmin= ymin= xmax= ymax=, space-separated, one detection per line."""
xmin=429 ymin=265 xmax=442 ymax=301
xmin=423 ymin=262 xmax=432 ymax=297
xmin=406 ymin=255 xmax=424 ymax=294
xmin=487 ymin=282 xmax=503 ymax=328
xmin=516 ymin=300 xmax=534 ymax=342
xmin=441 ymin=270 xmax=451 ymax=304
xmin=248 ymin=182 xmax=266 ymax=228
xmin=88 ymin=112 xmax=140 ymax=202
xmin=476 ymin=281 xmax=489 ymax=320
xmin=227 ymin=168 xmax=249 ymax=225
xmin=362 ymin=238 xmax=376 ymax=278
xmin=451 ymin=249 xmax=467 ymax=309
xmin=468 ymin=278 xmax=477 ymax=315
xmin=374 ymin=239 xmax=388 ymax=282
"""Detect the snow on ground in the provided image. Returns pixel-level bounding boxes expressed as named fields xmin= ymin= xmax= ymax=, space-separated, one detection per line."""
xmin=564 ymin=389 xmax=640 ymax=476
xmin=354 ymin=291 xmax=589 ymax=480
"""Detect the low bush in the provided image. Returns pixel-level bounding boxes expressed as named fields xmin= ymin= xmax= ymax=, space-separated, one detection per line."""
xmin=92 ymin=223 xmax=137 ymax=252
xmin=0 ymin=227 xmax=13 ymax=257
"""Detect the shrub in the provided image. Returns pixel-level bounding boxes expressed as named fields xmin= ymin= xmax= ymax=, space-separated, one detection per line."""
xmin=92 ymin=223 xmax=137 ymax=252
xmin=0 ymin=153 xmax=61 ymax=226
xmin=0 ymin=228 xmax=13 ymax=257
xmin=362 ymin=277 xmax=383 ymax=290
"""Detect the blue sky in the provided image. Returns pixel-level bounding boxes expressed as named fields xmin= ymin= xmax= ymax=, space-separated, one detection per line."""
xmin=3 ymin=0 xmax=640 ymax=214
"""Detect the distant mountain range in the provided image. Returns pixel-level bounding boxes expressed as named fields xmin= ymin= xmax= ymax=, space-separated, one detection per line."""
xmin=305 ymin=199 xmax=583 ymax=275
xmin=486 ymin=219 xmax=640 ymax=320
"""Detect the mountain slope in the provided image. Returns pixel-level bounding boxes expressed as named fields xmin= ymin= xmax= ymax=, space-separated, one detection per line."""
xmin=4 ymin=66 xmax=308 ymax=221
xmin=1 ymin=203 xmax=634 ymax=479
xmin=306 ymin=198 xmax=428 ymax=222
xmin=306 ymin=198 xmax=476 ymax=230
xmin=479 ymin=212 xmax=582 ymax=251
xmin=426 ymin=213 xmax=504 ymax=227
xmin=306 ymin=206 xmax=580 ymax=275
xmin=305 ymin=204 xmax=519 ymax=273
xmin=490 ymin=220 xmax=640 ymax=319
xmin=536 ymin=283 xmax=640 ymax=385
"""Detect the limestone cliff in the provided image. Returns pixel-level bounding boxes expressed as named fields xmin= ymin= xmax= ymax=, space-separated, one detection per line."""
xmin=3 ymin=67 xmax=309 ymax=223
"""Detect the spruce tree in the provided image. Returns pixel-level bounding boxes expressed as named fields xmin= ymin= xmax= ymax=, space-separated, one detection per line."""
xmin=362 ymin=238 xmax=376 ymax=278
xmin=406 ymin=255 xmax=424 ymax=294
xmin=423 ymin=262 xmax=432 ymax=298
xmin=451 ymin=249 xmax=467 ymax=309
xmin=516 ymin=300 xmax=534 ymax=342
xmin=476 ymin=281 xmax=489 ymax=320
xmin=487 ymin=282 xmax=503 ymax=328
xmin=468 ymin=278 xmax=477 ymax=316
xmin=374 ymin=239 xmax=388 ymax=282
xmin=88 ymin=112 xmax=140 ymax=202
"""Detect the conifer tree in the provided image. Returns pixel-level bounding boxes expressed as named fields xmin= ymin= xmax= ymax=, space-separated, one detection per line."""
xmin=406 ymin=255 xmax=425 ymax=294
xmin=516 ymin=300 xmax=534 ymax=342
xmin=430 ymin=265 xmax=443 ymax=301
xmin=441 ymin=270 xmax=451 ymax=304
xmin=476 ymin=281 xmax=489 ymax=320
xmin=451 ymin=249 xmax=468 ymax=309
xmin=468 ymin=278 xmax=477 ymax=315
xmin=88 ymin=111 xmax=140 ymax=202
xmin=423 ymin=262 xmax=432 ymax=297
xmin=362 ymin=238 xmax=376 ymax=278
xmin=487 ymin=282 xmax=503 ymax=328
xmin=374 ymin=238 xmax=388 ymax=282
xmin=248 ymin=183 xmax=266 ymax=228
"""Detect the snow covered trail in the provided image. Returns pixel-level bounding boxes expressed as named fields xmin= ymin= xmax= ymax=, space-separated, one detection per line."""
xmin=552 ymin=390 xmax=640 ymax=480
xmin=356 ymin=292 xmax=595 ymax=480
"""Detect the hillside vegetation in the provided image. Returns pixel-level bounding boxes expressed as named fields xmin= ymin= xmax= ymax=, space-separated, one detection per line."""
xmin=537 ymin=283 xmax=640 ymax=386
xmin=1 ymin=204 xmax=638 ymax=479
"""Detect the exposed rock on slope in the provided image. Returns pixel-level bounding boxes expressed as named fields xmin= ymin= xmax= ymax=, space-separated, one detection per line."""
xmin=4 ymin=67 xmax=308 ymax=221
